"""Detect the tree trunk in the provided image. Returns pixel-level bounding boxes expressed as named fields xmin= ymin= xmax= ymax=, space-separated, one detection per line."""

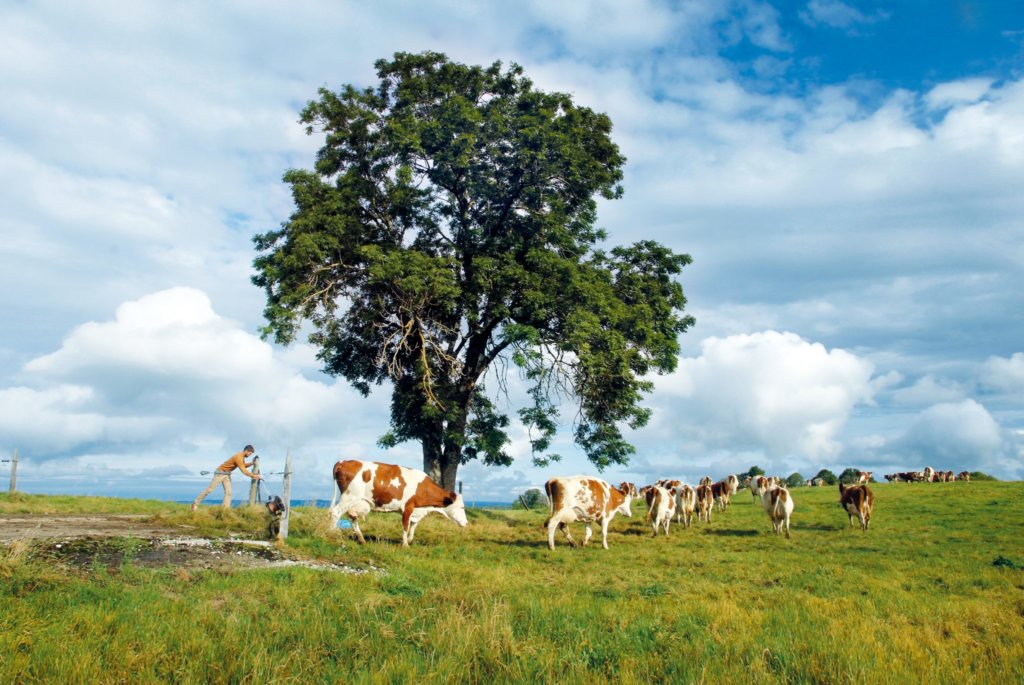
xmin=422 ymin=441 xmax=460 ymax=492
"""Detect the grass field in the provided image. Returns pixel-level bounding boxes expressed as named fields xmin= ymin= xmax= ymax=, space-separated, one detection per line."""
xmin=2 ymin=481 xmax=1023 ymax=684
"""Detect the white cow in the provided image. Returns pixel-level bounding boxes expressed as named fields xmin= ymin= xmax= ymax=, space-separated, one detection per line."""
xmin=760 ymin=485 xmax=794 ymax=539
xmin=544 ymin=476 xmax=633 ymax=550
xmin=645 ymin=485 xmax=676 ymax=536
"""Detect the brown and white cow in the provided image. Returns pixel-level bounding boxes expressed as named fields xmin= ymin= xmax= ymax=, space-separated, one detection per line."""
xmin=750 ymin=475 xmax=770 ymax=498
xmin=838 ymin=483 xmax=874 ymax=531
xmin=675 ymin=484 xmax=697 ymax=528
xmin=544 ymin=476 xmax=633 ymax=550
xmin=699 ymin=476 xmax=712 ymax=487
xmin=330 ymin=460 xmax=468 ymax=546
xmin=958 ymin=471 xmax=970 ymax=482
xmin=922 ymin=466 xmax=936 ymax=482
xmin=857 ymin=471 xmax=873 ymax=484
xmin=645 ymin=485 xmax=676 ymax=536
xmin=727 ymin=474 xmax=740 ymax=496
xmin=711 ymin=480 xmax=732 ymax=511
xmin=695 ymin=484 xmax=714 ymax=523
xmin=760 ymin=485 xmax=793 ymax=538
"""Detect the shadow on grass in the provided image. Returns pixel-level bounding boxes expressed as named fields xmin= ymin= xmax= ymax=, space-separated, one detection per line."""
xmin=704 ymin=529 xmax=759 ymax=537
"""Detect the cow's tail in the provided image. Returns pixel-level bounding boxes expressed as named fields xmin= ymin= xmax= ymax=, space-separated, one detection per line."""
xmin=543 ymin=480 xmax=556 ymax=528
xmin=329 ymin=461 xmax=345 ymax=510
xmin=775 ymin=488 xmax=789 ymax=515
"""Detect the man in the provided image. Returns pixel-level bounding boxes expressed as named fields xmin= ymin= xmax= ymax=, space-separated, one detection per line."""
xmin=192 ymin=445 xmax=262 ymax=511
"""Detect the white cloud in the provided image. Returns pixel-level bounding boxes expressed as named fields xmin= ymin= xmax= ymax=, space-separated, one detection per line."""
xmin=654 ymin=331 xmax=877 ymax=459
xmin=925 ymin=78 xmax=994 ymax=110
xmin=890 ymin=375 xmax=967 ymax=406
xmin=980 ymin=352 xmax=1024 ymax=394
xmin=799 ymin=0 xmax=888 ymax=31
xmin=5 ymin=288 xmax=386 ymax=474
xmin=898 ymin=399 xmax=1004 ymax=471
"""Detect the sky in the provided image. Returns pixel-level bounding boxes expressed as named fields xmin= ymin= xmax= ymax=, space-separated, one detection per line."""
xmin=1 ymin=0 xmax=1023 ymax=503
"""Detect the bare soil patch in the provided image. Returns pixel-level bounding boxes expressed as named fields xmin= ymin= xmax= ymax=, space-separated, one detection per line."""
xmin=0 ymin=513 xmax=370 ymax=574
xmin=0 ymin=514 xmax=177 ymax=541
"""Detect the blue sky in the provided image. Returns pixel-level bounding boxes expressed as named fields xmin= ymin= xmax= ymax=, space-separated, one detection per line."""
xmin=1 ymin=0 xmax=1022 ymax=502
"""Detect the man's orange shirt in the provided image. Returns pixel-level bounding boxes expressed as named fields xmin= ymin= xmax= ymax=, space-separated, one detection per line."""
xmin=217 ymin=451 xmax=256 ymax=477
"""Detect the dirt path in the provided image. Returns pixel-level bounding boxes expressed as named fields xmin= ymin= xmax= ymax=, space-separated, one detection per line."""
xmin=0 ymin=513 xmax=373 ymax=574
xmin=0 ymin=514 xmax=178 ymax=541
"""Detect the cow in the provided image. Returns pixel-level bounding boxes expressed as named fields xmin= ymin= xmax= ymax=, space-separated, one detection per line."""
xmin=857 ymin=471 xmax=873 ymax=484
xmin=699 ymin=476 xmax=712 ymax=487
xmin=620 ymin=481 xmax=640 ymax=498
xmin=884 ymin=473 xmax=896 ymax=482
xmin=695 ymin=484 xmax=714 ymax=523
xmin=711 ymin=480 xmax=731 ymax=511
xmin=958 ymin=471 xmax=970 ymax=482
xmin=645 ymin=485 xmax=676 ymax=536
xmin=544 ymin=476 xmax=633 ymax=550
xmin=750 ymin=475 xmax=769 ymax=498
xmin=727 ymin=474 xmax=740 ymax=496
xmin=945 ymin=470 xmax=956 ymax=482
xmin=329 ymin=460 xmax=468 ymax=547
xmin=760 ymin=485 xmax=793 ymax=538
xmin=838 ymin=483 xmax=874 ymax=531
xmin=675 ymin=484 xmax=697 ymax=528
xmin=922 ymin=466 xmax=936 ymax=482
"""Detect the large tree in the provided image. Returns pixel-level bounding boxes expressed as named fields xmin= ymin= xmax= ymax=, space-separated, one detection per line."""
xmin=253 ymin=52 xmax=694 ymax=490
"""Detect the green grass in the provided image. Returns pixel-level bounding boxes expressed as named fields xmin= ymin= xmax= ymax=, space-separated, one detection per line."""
xmin=2 ymin=482 xmax=1024 ymax=684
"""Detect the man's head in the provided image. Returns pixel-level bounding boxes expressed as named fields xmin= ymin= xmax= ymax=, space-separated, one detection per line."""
xmin=244 ymin=445 xmax=255 ymax=455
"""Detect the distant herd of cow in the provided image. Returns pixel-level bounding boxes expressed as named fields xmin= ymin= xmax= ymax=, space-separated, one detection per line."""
xmin=883 ymin=466 xmax=971 ymax=483
xmin=327 ymin=459 xmax=968 ymax=548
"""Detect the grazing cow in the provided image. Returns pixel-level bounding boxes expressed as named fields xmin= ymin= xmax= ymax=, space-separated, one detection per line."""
xmin=857 ymin=471 xmax=873 ymax=484
xmin=958 ymin=471 xmax=970 ymax=482
xmin=645 ymin=485 xmax=676 ymax=536
xmin=922 ymin=466 xmax=935 ymax=482
xmin=544 ymin=476 xmax=633 ymax=550
xmin=838 ymin=483 xmax=874 ymax=531
xmin=750 ymin=475 xmax=769 ymax=498
xmin=695 ymin=484 xmax=714 ymax=523
xmin=727 ymin=474 xmax=740 ymax=496
xmin=330 ymin=460 xmax=468 ymax=547
xmin=699 ymin=476 xmax=712 ymax=487
xmin=945 ymin=470 xmax=956 ymax=482
xmin=812 ymin=478 xmax=825 ymax=487
xmin=884 ymin=474 xmax=896 ymax=482
xmin=675 ymin=484 xmax=697 ymax=528
xmin=760 ymin=485 xmax=794 ymax=538
xmin=620 ymin=482 xmax=640 ymax=498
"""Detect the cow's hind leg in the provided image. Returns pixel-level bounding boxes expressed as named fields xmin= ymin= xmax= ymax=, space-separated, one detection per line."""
xmin=583 ymin=523 xmax=594 ymax=548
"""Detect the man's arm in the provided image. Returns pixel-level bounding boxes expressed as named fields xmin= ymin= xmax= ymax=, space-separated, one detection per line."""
xmin=236 ymin=454 xmax=259 ymax=479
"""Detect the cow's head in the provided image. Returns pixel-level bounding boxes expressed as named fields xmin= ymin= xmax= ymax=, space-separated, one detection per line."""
xmin=441 ymin=492 xmax=469 ymax=527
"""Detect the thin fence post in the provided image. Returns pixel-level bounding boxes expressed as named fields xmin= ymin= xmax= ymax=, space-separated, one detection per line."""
xmin=278 ymin=451 xmax=292 ymax=542
xmin=9 ymin=449 xmax=17 ymax=494
xmin=248 ymin=455 xmax=261 ymax=507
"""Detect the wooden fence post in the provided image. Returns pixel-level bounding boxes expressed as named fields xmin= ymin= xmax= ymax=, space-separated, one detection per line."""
xmin=248 ymin=455 xmax=261 ymax=506
xmin=277 ymin=451 xmax=292 ymax=542
xmin=7 ymin=449 xmax=17 ymax=494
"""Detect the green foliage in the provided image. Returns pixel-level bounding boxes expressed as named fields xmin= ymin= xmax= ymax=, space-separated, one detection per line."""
xmin=252 ymin=52 xmax=694 ymax=485
xmin=813 ymin=469 xmax=838 ymax=485
xmin=785 ymin=472 xmax=805 ymax=488
xmin=744 ymin=465 xmax=765 ymax=478
xmin=970 ymin=471 xmax=998 ymax=481
xmin=512 ymin=488 xmax=548 ymax=510
xmin=838 ymin=468 xmax=863 ymax=485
